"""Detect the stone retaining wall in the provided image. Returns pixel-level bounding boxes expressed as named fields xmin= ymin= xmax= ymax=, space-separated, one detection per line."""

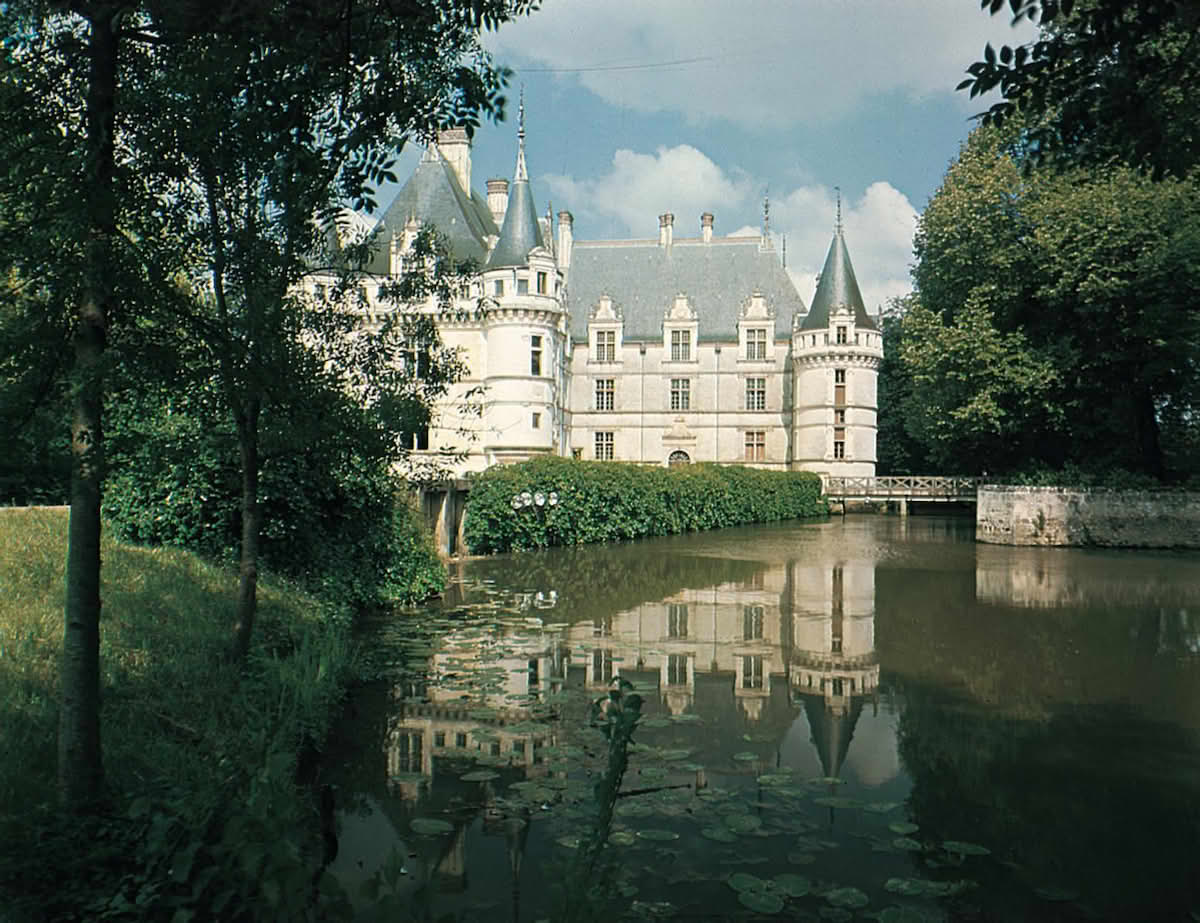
xmin=976 ymin=485 xmax=1200 ymax=548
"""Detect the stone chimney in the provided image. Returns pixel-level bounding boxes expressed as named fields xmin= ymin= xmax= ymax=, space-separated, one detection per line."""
xmin=436 ymin=128 xmax=471 ymax=194
xmin=659 ymin=212 xmax=674 ymax=248
xmin=487 ymin=178 xmax=509 ymax=226
xmin=557 ymin=210 xmax=574 ymax=270
xmin=701 ymin=212 xmax=714 ymax=243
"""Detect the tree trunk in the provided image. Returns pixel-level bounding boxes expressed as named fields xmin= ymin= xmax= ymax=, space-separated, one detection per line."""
xmin=59 ymin=10 xmax=117 ymax=811
xmin=232 ymin=399 xmax=262 ymax=660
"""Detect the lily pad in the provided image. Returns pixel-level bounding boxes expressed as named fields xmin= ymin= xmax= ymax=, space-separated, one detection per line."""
xmin=641 ymin=717 xmax=672 ymax=729
xmin=727 ymin=872 xmax=767 ymax=893
xmin=889 ymin=822 xmax=920 ymax=835
xmin=556 ymin=835 xmax=582 ymax=849
xmin=723 ymin=814 xmax=763 ymax=834
xmin=700 ymin=826 xmax=738 ymax=843
xmin=814 ymin=796 xmax=863 ymax=809
xmin=607 ymin=831 xmax=637 ymax=846
xmin=757 ymin=773 xmax=795 ymax=786
xmin=409 ymin=817 xmax=454 ymax=835
xmin=893 ymin=837 xmax=923 ymax=852
xmin=659 ymin=748 xmax=691 ymax=761
xmin=942 ymin=840 xmax=991 ymax=857
xmin=636 ymin=829 xmax=680 ymax=842
xmin=826 ymin=886 xmax=870 ymax=909
xmin=774 ymin=873 xmax=812 ymax=897
xmin=738 ymin=890 xmax=785 ymax=914
xmin=864 ymin=801 xmax=902 ymax=814
xmin=459 ymin=770 xmax=501 ymax=782
xmin=733 ymin=751 xmax=760 ymax=762
xmin=787 ymin=851 xmax=817 ymax=865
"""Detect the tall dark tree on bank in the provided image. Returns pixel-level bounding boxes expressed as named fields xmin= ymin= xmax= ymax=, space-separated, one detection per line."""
xmin=1 ymin=0 xmax=535 ymax=810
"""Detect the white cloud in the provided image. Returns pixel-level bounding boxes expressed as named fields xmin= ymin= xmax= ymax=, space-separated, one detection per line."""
xmin=550 ymin=144 xmax=917 ymax=312
xmin=489 ymin=0 xmax=1037 ymax=128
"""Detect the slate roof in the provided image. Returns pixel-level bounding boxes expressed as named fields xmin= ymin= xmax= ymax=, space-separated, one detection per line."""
xmin=801 ymin=230 xmax=877 ymax=331
xmin=368 ymin=151 xmax=499 ymax=273
xmin=486 ymin=173 xmax=544 ymax=269
xmin=565 ymin=237 xmax=805 ymax=343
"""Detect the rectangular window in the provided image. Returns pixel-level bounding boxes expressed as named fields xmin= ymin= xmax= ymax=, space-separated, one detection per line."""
xmin=593 ymin=616 xmax=613 ymax=638
xmin=670 ymin=378 xmax=690 ymax=411
xmin=746 ymin=378 xmax=766 ymax=411
xmin=835 ymin=408 xmax=846 ymax=424
xmin=668 ymin=603 xmax=688 ymax=639
xmin=434 ymin=731 xmax=446 ymax=748
xmin=517 ymin=277 xmax=529 ymax=295
xmin=746 ymin=328 xmax=767 ymax=359
xmin=595 ymin=431 xmax=614 ymax=460
xmin=595 ymin=378 xmax=614 ymax=411
xmin=834 ymin=440 xmax=846 ymax=459
xmin=836 ymin=325 xmax=847 ymax=344
xmin=513 ymin=739 xmax=526 ymax=754
xmin=593 ymin=648 xmax=614 ymax=683
xmin=455 ymin=732 xmax=467 ymax=748
xmin=493 ymin=279 xmax=504 ymax=297
xmin=596 ymin=330 xmax=616 ymax=362
xmin=834 ymin=368 xmax=846 ymax=406
xmin=403 ymin=427 xmax=430 ymax=451
xmin=742 ymin=655 xmax=764 ymax=689
xmin=395 ymin=732 xmax=422 ymax=773
xmin=530 ymin=335 xmax=542 ymax=376
xmin=667 ymin=654 xmax=688 ymax=686
xmin=314 ymin=282 xmax=327 ymax=300
xmin=743 ymin=605 xmax=764 ymax=640
xmin=670 ymin=329 xmax=691 ymax=361
xmin=532 ymin=412 xmax=541 ymax=429
xmin=536 ymin=271 xmax=548 ymax=294
xmin=744 ymin=430 xmax=766 ymax=461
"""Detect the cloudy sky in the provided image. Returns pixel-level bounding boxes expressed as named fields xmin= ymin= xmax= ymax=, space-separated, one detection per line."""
xmin=387 ymin=1 xmax=1036 ymax=311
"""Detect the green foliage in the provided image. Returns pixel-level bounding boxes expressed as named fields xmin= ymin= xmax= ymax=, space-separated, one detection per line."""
xmin=463 ymin=457 xmax=826 ymax=554
xmin=0 ymin=508 xmax=357 ymax=920
xmin=875 ymin=299 xmax=932 ymax=475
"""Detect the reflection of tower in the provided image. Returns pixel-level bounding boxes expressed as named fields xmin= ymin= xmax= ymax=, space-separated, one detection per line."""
xmin=790 ymin=561 xmax=879 ymax=777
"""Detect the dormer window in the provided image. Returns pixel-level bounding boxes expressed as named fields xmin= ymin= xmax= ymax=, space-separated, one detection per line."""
xmin=537 ymin=271 xmax=548 ymax=294
xmin=836 ymin=325 xmax=847 ymax=344
xmin=746 ymin=328 xmax=768 ymax=359
xmin=595 ymin=330 xmax=616 ymax=362
xmin=493 ymin=279 xmax=505 ymax=297
xmin=671 ymin=329 xmax=691 ymax=361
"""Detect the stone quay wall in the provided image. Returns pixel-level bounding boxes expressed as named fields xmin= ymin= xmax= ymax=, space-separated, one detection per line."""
xmin=976 ymin=485 xmax=1200 ymax=548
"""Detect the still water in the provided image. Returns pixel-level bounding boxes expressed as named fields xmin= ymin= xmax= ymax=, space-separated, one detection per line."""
xmin=325 ymin=515 xmax=1200 ymax=922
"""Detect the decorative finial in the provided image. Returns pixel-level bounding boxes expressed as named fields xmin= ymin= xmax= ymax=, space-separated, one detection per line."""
xmin=763 ymin=188 xmax=770 ymax=235
xmin=514 ymin=85 xmax=529 ymax=183
xmin=835 ymin=186 xmax=842 ymax=235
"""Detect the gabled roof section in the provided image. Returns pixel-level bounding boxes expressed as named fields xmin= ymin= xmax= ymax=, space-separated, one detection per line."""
xmin=801 ymin=230 xmax=877 ymax=331
xmin=370 ymin=147 xmax=499 ymax=273
xmin=566 ymin=236 xmax=805 ymax=343
xmin=485 ymin=97 xmax=545 ymax=270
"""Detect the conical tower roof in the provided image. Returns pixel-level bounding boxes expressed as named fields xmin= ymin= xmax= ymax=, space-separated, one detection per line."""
xmin=801 ymin=226 xmax=877 ymax=332
xmin=486 ymin=96 xmax=545 ymax=270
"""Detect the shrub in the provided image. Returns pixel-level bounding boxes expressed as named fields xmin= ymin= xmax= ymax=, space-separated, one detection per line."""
xmin=463 ymin=457 xmax=826 ymax=554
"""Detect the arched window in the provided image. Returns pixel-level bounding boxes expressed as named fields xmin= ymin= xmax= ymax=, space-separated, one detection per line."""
xmin=668 ymin=450 xmax=691 ymax=467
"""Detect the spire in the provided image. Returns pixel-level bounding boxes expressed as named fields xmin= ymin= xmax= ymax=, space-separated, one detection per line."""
xmin=799 ymin=219 xmax=877 ymax=331
xmin=486 ymin=88 xmax=545 ymax=270
xmin=763 ymin=189 xmax=770 ymax=236
xmin=834 ymin=186 xmax=843 ymax=235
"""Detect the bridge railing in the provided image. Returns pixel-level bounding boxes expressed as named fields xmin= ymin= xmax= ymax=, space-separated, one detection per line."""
xmin=824 ymin=476 xmax=982 ymax=498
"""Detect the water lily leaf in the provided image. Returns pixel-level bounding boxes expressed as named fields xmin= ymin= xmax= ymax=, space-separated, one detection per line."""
xmin=659 ymin=748 xmax=691 ymax=761
xmin=727 ymin=872 xmax=766 ymax=893
xmin=556 ymin=835 xmax=582 ymax=849
xmin=864 ymin=801 xmax=902 ymax=814
xmin=608 ymin=831 xmax=636 ymax=846
xmin=700 ymin=826 xmax=738 ymax=843
xmin=738 ymin=890 xmax=785 ymax=914
xmin=774 ymin=873 xmax=812 ymax=897
xmin=757 ymin=773 xmax=795 ymax=786
xmin=670 ymin=713 xmax=701 ymax=723
xmin=889 ymin=822 xmax=920 ymax=835
xmin=1035 ymin=886 xmax=1079 ymax=902
xmin=641 ymin=717 xmax=671 ymax=729
xmin=808 ymin=776 xmax=846 ymax=786
xmin=724 ymin=814 xmax=763 ymax=834
xmin=733 ymin=751 xmax=760 ymax=762
xmin=942 ymin=840 xmax=991 ymax=856
xmin=826 ymin=886 xmax=870 ymax=909
xmin=636 ymin=829 xmax=680 ymax=842
xmin=459 ymin=770 xmax=500 ymax=782
xmin=410 ymin=817 xmax=454 ymax=835
xmin=893 ymin=837 xmax=923 ymax=852
xmin=787 ymin=851 xmax=817 ymax=865
xmin=814 ymin=796 xmax=862 ymax=809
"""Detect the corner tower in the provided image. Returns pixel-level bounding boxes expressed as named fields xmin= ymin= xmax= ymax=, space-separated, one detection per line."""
xmin=479 ymin=95 xmax=569 ymax=464
xmin=791 ymin=200 xmax=883 ymax=476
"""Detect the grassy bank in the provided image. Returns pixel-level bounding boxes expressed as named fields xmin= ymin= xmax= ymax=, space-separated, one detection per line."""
xmin=0 ymin=508 xmax=357 ymax=921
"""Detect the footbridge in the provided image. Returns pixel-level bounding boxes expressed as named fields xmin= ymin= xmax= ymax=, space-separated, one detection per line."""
xmin=823 ymin=476 xmax=981 ymax=513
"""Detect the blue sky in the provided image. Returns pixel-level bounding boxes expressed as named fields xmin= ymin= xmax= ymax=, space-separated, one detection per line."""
xmin=386 ymin=1 xmax=1036 ymax=311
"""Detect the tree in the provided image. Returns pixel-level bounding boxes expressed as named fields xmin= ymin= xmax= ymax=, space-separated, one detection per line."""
xmin=961 ymin=0 xmax=1200 ymax=175
xmin=875 ymin=297 xmax=932 ymax=475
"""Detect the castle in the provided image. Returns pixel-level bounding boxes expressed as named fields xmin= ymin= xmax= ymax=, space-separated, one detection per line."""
xmin=310 ymin=109 xmax=882 ymax=477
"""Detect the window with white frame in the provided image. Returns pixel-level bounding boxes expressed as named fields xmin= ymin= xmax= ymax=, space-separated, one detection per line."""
xmin=746 ymin=328 xmax=768 ymax=359
xmin=744 ymin=430 xmax=765 ymax=461
xmin=517 ymin=277 xmax=529 ymax=294
xmin=743 ymin=605 xmax=764 ymax=640
xmin=595 ymin=431 xmax=614 ymax=460
xmin=530 ymin=335 xmax=542 ymax=376
xmin=595 ymin=329 xmax=616 ymax=362
xmin=670 ymin=329 xmax=691 ymax=361
xmin=493 ymin=279 xmax=504 ymax=297
xmin=742 ymin=655 xmax=764 ymax=689
xmin=536 ymin=271 xmax=548 ymax=294
xmin=670 ymin=378 xmax=690 ymax=411
xmin=668 ymin=603 xmax=688 ymax=639
xmin=667 ymin=654 xmax=688 ymax=686
xmin=595 ymin=379 xmax=614 ymax=411
xmin=745 ymin=378 xmax=766 ymax=411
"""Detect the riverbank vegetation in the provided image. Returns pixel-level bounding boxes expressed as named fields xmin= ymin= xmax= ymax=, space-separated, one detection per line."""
xmin=878 ymin=1 xmax=1200 ymax=484
xmin=0 ymin=508 xmax=358 ymax=920
xmin=464 ymin=457 xmax=826 ymax=554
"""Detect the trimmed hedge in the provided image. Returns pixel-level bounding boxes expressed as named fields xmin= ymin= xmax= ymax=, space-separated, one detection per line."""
xmin=464 ymin=457 xmax=826 ymax=554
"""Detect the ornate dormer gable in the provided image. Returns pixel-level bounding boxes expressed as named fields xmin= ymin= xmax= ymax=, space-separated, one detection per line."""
xmin=738 ymin=290 xmax=776 ymax=361
xmin=663 ymin=293 xmax=699 ymax=363
xmin=588 ymin=295 xmax=623 ymax=362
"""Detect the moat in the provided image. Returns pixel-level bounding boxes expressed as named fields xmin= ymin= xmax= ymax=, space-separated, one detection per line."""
xmin=323 ymin=515 xmax=1200 ymax=921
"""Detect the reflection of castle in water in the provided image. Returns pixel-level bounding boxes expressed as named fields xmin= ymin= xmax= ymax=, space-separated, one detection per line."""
xmin=385 ymin=553 xmax=882 ymax=790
